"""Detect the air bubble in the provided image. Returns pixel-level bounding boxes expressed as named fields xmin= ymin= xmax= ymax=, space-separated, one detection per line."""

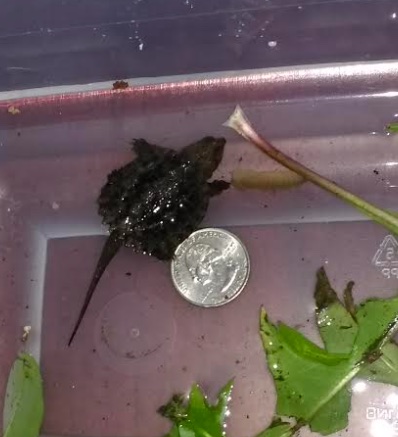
xmin=130 ymin=328 xmax=140 ymax=338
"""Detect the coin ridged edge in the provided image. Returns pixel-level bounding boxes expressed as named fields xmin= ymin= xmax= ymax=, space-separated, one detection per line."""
xmin=170 ymin=227 xmax=250 ymax=307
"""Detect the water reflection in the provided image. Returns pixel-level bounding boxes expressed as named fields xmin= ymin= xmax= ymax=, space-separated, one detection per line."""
xmin=352 ymin=380 xmax=368 ymax=393
xmin=370 ymin=418 xmax=396 ymax=437
xmin=386 ymin=392 xmax=398 ymax=408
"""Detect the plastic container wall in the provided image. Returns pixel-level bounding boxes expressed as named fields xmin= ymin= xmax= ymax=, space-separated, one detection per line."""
xmin=1 ymin=0 xmax=398 ymax=91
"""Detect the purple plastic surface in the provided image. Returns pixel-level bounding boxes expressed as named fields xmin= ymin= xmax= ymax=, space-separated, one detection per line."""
xmin=1 ymin=61 xmax=398 ymax=436
xmin=2 ymin=0 xmax=398 ymax=91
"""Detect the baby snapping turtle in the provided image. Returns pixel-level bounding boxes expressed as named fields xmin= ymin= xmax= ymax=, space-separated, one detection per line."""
xmin=68 ymin=136 xmax=229 ymax=345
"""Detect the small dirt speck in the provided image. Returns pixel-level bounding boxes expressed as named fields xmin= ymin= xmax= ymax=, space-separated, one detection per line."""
xmin=200 ymin=334 xmax=205 ymax=340
xmin=238 ymin=157 xmax=243 ymax=162
xmin=264 ymin=204 xmax=268 ymax=208
xmin=373 ymin=169 xmax=379 ymax=175
xmin=92 ymin=348 xmax=97 ymax=353
xmin=235 ymin=359 xmax=241 ymax=364
xmin=112 ymin=80 xmax=129 ymax=90
xmin=246 ymin=414 xmax=250 ymax=419
xmin=182 ymin=366 xmax=187 ymax=372
xmin=125 ymin=272 xmax=132 ymax=276
xmin=17 ymin=131 xmax=21 ymax=137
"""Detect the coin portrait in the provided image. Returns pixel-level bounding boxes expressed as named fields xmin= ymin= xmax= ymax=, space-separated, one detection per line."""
xmin=171 ymin=228 xmax=250 ymax=307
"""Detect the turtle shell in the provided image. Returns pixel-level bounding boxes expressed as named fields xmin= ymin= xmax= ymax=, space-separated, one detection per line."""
xmin=97 ymin=139 xmax=222 ymax=260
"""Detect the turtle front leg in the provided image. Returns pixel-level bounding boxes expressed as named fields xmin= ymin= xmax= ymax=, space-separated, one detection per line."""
xmin=207 ymin=180 xmax=230 ymax=197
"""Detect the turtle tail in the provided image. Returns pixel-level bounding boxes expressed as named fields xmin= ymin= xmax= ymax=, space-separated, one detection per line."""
xmin=68 ymin=231 xmax=122 ymax=346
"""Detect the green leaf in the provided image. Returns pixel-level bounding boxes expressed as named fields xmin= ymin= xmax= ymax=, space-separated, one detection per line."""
xmin=256 ymin=420 xmax=295 ymax=437
xmin=314 ymin=267 xmax=358 ymax=355
xmin=351 ymin=298 xmax=398 ymax=361
xmin=260 ymin=289 xmax=398 ymax=434
xmin=314 ymin=268 xmax=398 ymax=388
xmin=311 ymin=268 xmax=356 ymax=434
xmin=260 ymin=308 xmax=357 ymax=425
xmin=386 ymin=122 xmax=398 ymax=133
xmin=3 ymin=353 xmax=44 ymax=437
xmin=160 ymin=380 xmax=234 ymax=437
xmin=309 ymin=388 xmax=351 ymax=435
xmin=358 ymin=341 xmax=398 ymax=385
xmin=312 ymin=268 xmax=398 ymax=433
xmin=278 ymin=323 xmax=349 ymax=365
xmin=260 ymin=265 xmax=398 ymax=436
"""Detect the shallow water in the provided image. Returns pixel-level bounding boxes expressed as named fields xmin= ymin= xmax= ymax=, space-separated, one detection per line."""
xmin=1 ymin=62 xmax=398 ymax=436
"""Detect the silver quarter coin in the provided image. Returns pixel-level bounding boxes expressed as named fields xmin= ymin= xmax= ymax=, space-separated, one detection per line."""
xmin=171 ymin=228 xmax=250 ymax=307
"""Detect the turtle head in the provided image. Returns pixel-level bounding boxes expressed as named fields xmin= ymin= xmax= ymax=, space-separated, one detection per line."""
xmin=182 ymin=137 xmax=226 ymax=178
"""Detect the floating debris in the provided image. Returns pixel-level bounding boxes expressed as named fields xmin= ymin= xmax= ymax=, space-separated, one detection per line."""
xmin=7 ymin=106 xmax=21 ymax=115
xmin=232 ymin=168 xmax=304 ymax=191
xmin=21 ymin=326 xmax=32 ymax=343
xmin=112 ymin=80 xmax=129 ymax=90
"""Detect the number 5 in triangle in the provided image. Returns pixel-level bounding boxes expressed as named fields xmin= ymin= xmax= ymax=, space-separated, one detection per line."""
xmin=372 ymin=235 xmax=398 ymax=267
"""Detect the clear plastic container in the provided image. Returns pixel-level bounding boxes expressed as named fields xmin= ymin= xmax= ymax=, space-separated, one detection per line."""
xmin=1 ymin=60 xmax=398 ymax=436
xmin=1 ymin=1 xmax=398 ymax=437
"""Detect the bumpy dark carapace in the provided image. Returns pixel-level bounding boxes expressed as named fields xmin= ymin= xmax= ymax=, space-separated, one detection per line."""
xmin=68 ymin=137 xmax=229 ymax=346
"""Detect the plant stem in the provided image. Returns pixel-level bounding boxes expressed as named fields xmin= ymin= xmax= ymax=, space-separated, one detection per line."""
xmin=224 ymin=105 xmax=398 ymax=235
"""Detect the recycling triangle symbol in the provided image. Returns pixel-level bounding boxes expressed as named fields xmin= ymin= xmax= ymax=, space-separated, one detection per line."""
xmin=372 ymin=235 xmax=398 ymax=267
